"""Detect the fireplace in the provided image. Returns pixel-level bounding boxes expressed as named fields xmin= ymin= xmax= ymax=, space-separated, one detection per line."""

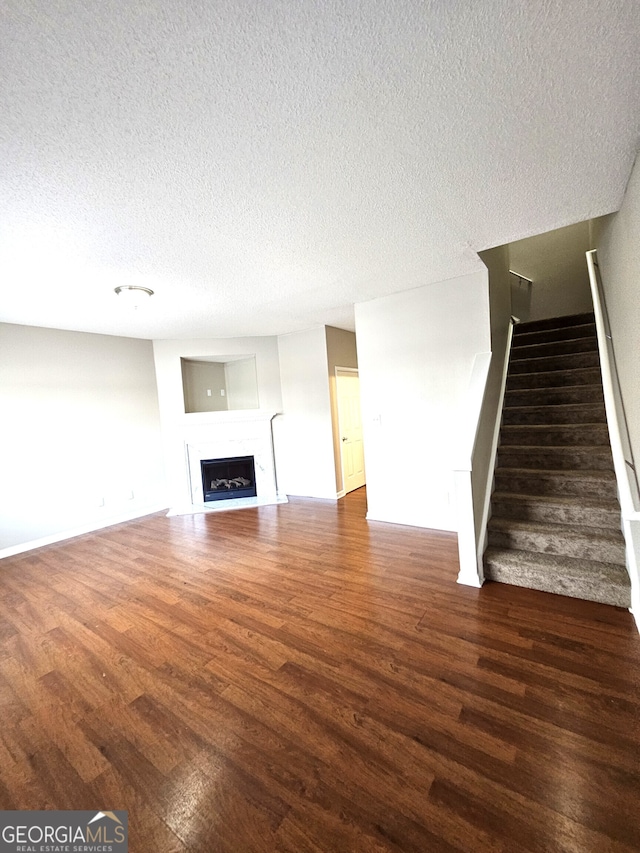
xmin=201 ymin=456 xmax=257 ymax=502
xmin=176 ymin=412 xmax=285 ymax=515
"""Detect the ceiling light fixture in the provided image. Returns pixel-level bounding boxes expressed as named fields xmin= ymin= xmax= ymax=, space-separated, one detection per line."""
xmin=114 ymin=285 xmax=154 ymax=307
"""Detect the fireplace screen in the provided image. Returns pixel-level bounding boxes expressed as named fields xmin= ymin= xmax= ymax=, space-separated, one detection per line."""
xmin=200 ymin=456 xmax=257 ymax=502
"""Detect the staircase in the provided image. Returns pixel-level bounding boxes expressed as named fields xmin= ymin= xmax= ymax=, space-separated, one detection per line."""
xmin=484 ymin=311 xmax=631 ymax=608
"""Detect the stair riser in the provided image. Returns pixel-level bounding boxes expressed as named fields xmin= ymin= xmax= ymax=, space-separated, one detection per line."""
xmin=507 ymin=368 xmax=601 ymax=390
xmin=505 ymin=386 xmax=604 ymax=407
xmin=508 ymin=351 xmax=599 ymax=375
xmin=513 ymin=323 xmax=596 ymax=346
xmin=491 ymin=500 xmax=620 ymax=528
xmin=488 ymin=528 xmax=625 ymax=564
xmin=500 ymin=425 xmax=610 ymax=447
xmin=502 ymin=405 xmax=606 ymax=426
xmin=483 ymin=562 xmax=630 ymax=608
xmin=494 ymin=472 xmax=618 ymax=499
xmin=512 ymin=337 xmax=597 ymax=360
xmin=513 ymin=312 xmax=595 ymax=335
xmin=497 ymin=447 xmax=614 ymax=471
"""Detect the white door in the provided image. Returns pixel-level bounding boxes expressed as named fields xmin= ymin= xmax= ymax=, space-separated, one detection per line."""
xmin=336 ymin=369 xmax=366 ymax=493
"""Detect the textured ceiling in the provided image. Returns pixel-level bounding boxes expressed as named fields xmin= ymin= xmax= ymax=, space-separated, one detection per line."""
xmin=1 ymin=0 xmax=639 ymax=339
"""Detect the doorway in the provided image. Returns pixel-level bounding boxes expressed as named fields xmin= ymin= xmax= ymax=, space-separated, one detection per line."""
xmin=336 ymin=368 xmax=366 ymax=494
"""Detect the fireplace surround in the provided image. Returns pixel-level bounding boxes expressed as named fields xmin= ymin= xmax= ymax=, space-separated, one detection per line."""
xmin=170 ymin=410 xmax=285 ymax=515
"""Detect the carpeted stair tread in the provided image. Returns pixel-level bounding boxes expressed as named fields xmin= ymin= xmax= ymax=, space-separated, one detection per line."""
xmin=505 ymin=384 xmax=604 ymax=407
xmin=512 ymin=312 xmax=595 ymax=335
xmin=494 ymin=469 xmax=618 ymax=500
xmin=488 ymin=517 xmax=626 ymax=564
xmin=494 ymin=466 xmax=617 ymax=488
xmin=511 ymin=337 xmax=598 ymax=360
xmin=497 ymin=445 xmax=614 ymax=471
xmin=491 ymin=489 xmax=619 ymax=507
xmin=502 ymin=402 xmax=606 ymax=426
xmin=508 ymin=350 xmax=600 ymax=375
xmin=498 ymin=447 xmax=614 ymax=471
xmin=483 ymin=547 xmax=630 ymax=608
xmin=506 ymin=367 xmax=602 ymax=390
xmin=491 ymin=492 xmax=620 ymax=528
xmin=499 ymin=423 xmax=609 ymax=446
xmin=513 ymin=320 xmax=596 ymax=344
xmin=491 ymin=491 xmax=620 ymax=518
xmin=489 ymin=515 xmax=624 ymax=542
xmin=494 ymin=466 xmax=616 ymax=479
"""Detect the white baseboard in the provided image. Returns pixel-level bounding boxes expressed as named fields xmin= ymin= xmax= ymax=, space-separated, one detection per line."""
xmin=284 ymin=491 xmax=342 ymax=502
xmin=365 ymin=510 xmax=455 ymax=533
xmin=0 ymin=502 xmax=169 ymax=560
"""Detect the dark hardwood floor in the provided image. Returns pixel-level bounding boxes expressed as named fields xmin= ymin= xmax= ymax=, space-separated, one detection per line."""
xmin=1 ymin=488 xmax=639 ymax=852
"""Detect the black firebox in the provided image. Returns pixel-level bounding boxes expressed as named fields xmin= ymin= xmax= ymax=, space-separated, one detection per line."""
xmin=201 ymin=456 xmax=257 ymax=502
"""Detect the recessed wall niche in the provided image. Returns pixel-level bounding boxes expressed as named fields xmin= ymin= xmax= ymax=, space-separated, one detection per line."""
xmin=180 ymin=355 xmax=259 ymax=413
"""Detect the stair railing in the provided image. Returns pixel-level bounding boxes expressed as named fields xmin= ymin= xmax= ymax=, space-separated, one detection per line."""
xmin=508 ymin=270 xmax=533 ymax=287
xmin=587 ymin=249 xmax=640 ymax=630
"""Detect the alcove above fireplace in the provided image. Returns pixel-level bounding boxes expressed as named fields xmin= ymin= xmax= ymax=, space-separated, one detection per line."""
xmin=201 ymin=456 xmax=257 ymax=502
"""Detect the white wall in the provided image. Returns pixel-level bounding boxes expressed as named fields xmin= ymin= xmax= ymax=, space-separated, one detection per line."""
xmin=225 ymin=357 xmax=259 ymax=410
xmin=153 ymin=336 xmax=282 ymax=507
xmin=325 ymin=326 xmax=359 ymax=494
xmin=593 ymin=153 xmax=640 ymax=486
xmin=0 ymin=324 xmax=165 ymax=553
xmin=275 ymin=327 xmax=337 ymax=499
xmin=508 ymin=221 xmax=593 ymax=321
xmin=355 ymin=271 xmax=491 ymax=531
xmin=591 ymin=154 xmax=640 ymax=631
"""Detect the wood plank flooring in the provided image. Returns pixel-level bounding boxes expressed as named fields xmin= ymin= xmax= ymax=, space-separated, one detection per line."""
xmin=0 ymin=488 xmax=639 ymax=852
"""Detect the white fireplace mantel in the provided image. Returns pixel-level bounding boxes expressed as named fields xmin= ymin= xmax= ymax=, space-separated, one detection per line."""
xmin=167 ymin=410 xmax=287 ymax=515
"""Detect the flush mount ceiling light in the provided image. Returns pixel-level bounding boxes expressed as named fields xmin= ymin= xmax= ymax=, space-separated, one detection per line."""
xmin=114 ymin=285 xmax=154 ymax=307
